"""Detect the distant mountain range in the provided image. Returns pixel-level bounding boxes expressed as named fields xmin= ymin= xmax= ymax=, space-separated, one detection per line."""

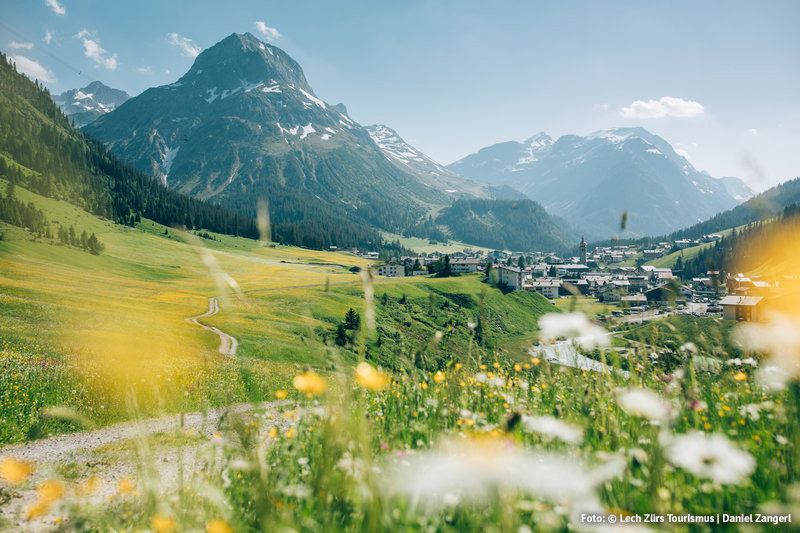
xmin=366 ymin=124 xmax=526 ymax=201
xmin=81 ymin=32 xmax=559 ymax=251
xmin=448 ymin=128 xmax=753 ymax=238
xmin=54 ymin=81 xmax=129 ymax=127
xmin=56 ymin=33 xmax=765 ymax=252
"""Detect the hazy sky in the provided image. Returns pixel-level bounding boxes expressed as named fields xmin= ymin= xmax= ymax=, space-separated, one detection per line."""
xmin=2 ymin=0 xmax=798 ymax=190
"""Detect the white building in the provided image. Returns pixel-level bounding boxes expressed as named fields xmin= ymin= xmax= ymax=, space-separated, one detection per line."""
xmin=497 ymin=265 xmax=525 ymax=290
xmin=376 ymin=263 xmax=405 ymax=277
xmin=525 ymin=280 xmax=561 ymax=299
xmin=450 ymin=258 xmax=481 ymax=274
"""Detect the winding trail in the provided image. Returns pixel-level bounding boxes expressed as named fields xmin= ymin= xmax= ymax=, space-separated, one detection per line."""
xmin=0 ymin=401 xmax=289 ymax=465
xmin=185 ymin=297 xmax=238 ymax=356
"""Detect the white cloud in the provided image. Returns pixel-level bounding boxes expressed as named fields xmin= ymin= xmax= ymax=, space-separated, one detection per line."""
xmin=621 ymin=96 xmax=704 ymax=119
xmin=74 ymin=29 xmax=118 ymax=70
xmin=136 ymin=65 xmax=153 ymax=75
xmin=675 ymin=149 xmax=691 ymax=160
xmin=8 ymin=55 xmax=56 ymax=82
xmin=748 ymin=128 xmax=758 ymax=135
xmin=254 ymin=21 xmax=281 ymax=41
xmin=45 ymin=0 xmax=66 ymax=15
xmin=43 ymin=30 xmax=54 ymax=44
xmin=167 ymin=33 xmax=201 ymax=57
xmin=9 ymin=41 xmax=34 ymax=50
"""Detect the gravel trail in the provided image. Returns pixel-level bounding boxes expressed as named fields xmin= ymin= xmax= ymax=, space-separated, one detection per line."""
xmin=184 ymin=296 xmax=238 ymax=356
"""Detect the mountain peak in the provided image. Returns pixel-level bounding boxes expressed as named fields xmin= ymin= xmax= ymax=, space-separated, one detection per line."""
xmin=54 ymin=81 xmax=130 ymax=127
xmin=181 ymin=32 xmax=312 ymax=93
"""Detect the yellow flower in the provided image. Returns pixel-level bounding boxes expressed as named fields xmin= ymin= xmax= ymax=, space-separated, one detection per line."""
xmin=420 ymin=382 xmax=428 ymax=390
xmin=734 ymin=372 xmax=747 ymax=381
xmin=268 ymin=428 xmax=278 ymax=439
xmin=152 ymin=515 xmax=177 ymax=533
xmin=355 ymin=362 xmax=389 ymax=390
xmin=286 ymin=428 xmax=297 ymax=438
xmin=433 ymin=371 xmax=446 ymax=384
xmin=117 ymin=477 xmax=136 ymax=495
xmin=37 ymin=480 xmax=64 ymax=504
xmin=25 ymin=480 xmax=64 ymax=520
xmin=514 ymin=364 xmax=522 ymax=372
xmin=454 ymin=363 xmax=463 ymax=371
xmin=293 ymin=371 xmax=327 ymax=395
xmin=0 ymin=457 xmax=32 ymax=485
xmin=76 ymin=476 xmax=101 ymax=497
xmin=207 ymin=519 xmax=234 ymax=533
xmin=25 ymin=500 xmax=50 ymax=520
xmin=530 ymin=357 xmax=541 ymax=365
xmin=275 ymin=389 xmax=288 ymax=399
xmin=493 ymin=362 xmax=501 ymax=369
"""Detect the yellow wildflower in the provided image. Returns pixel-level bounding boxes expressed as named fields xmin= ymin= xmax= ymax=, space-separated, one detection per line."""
xmin=275 ymin=389 xmax=288 ymax=399
xmin=293 ymin=371 xmax=327 ymax=395
xmin=152 ymin=515 xmax=177 ymax=533
xmin=0 ymin=457 xmax=32 ymax=485
xmin=433 ymin=371 xmax=446 ymax=384
xmin=207 ymin=519 xmax=234 ymax=533
xmin=355 ymin=362 xmax=389 ymax=390
xmin=117 ymin=477 xmax=136 ymax=495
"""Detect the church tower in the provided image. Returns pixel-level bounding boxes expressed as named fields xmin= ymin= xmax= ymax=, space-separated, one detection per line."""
xmin=579 ymin=235 xmax=587 ymax=265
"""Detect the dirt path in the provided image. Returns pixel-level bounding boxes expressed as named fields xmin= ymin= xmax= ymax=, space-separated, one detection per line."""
xmin=0 ymin=401 xmax=291 ymax=531
xmin=185 ymin=296 xmax=238 ymax=356
xmin=0 ymin=401 xmax=288 ymax=466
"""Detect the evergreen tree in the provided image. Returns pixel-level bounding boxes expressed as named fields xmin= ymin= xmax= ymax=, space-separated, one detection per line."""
xmin=344 ymin=308 xmax=360 ymax=330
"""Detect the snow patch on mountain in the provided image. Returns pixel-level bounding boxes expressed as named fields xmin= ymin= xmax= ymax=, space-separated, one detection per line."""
xmin=205 ymin=87 xmax=219 ymax=104
xmin=160 ymin=146 xmax=179 ymax=186
xmin=298 ymin=88 xmax=325 ymax=109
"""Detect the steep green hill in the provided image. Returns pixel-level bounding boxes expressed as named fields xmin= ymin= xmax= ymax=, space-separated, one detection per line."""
xmin=436 ymin=199 xmax=578 ymax=252
xmin=0 ymin=52 xmax=258 ymax=238
xmin=670 ymin=177 xmax=800 ymax=240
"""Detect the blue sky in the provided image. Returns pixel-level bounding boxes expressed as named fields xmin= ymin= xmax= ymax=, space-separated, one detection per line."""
xmin=2 ymin=0 xmax=798 ymax=190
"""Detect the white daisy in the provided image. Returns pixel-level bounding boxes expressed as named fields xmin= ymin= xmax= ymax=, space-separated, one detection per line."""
xmin=736 ymin=312 xmax=800 ymax=389
xmin=616 ymin=388 xmax=674 ymax=421
xmin=666 ymin=431 xmax=755 ymax=485
xmin=522 ymin=415 xmax=583 ymax=444
xmin=387 ymin=438 xmax=623 ymax=511
xmin=538 ymin=312 xmax=610 ymax=349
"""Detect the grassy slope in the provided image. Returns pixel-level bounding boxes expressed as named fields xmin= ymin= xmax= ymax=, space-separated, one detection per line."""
xmin=0 ymin=182 xmax=554 ymax=443
xmin=0 ymin=179 xmax=371 ymax=442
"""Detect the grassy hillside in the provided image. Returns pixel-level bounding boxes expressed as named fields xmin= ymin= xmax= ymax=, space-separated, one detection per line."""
xmin=0 ymin=182 xmax=555 ymax=444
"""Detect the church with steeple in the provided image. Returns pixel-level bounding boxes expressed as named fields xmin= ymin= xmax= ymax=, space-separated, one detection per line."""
xmin=579 ymin=235 xmax=587 ymax=265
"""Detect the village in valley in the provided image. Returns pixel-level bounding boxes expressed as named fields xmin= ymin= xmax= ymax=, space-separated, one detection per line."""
xmin=366 ymin=233 xmax=774 ymax=324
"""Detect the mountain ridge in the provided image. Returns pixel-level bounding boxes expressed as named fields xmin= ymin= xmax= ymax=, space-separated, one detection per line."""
xmin=54 ymin=80 xmax=129 ymax=127
xmin=84 ymin=32 xmax=444 ymax=250
xmin=448 ymin=127 xmax=752 ymax=238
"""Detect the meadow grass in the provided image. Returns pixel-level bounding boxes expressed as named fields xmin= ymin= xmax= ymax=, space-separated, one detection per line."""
xmin=0 ymin=183 xmax=372 ymax=443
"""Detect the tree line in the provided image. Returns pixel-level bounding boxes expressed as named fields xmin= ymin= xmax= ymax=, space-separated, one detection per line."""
xmin=0 ymin=181 xmax=104 ymax=254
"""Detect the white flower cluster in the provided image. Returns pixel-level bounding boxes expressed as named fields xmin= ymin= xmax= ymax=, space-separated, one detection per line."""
xmin=538 ymin=312 xmax=609 ymax=349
